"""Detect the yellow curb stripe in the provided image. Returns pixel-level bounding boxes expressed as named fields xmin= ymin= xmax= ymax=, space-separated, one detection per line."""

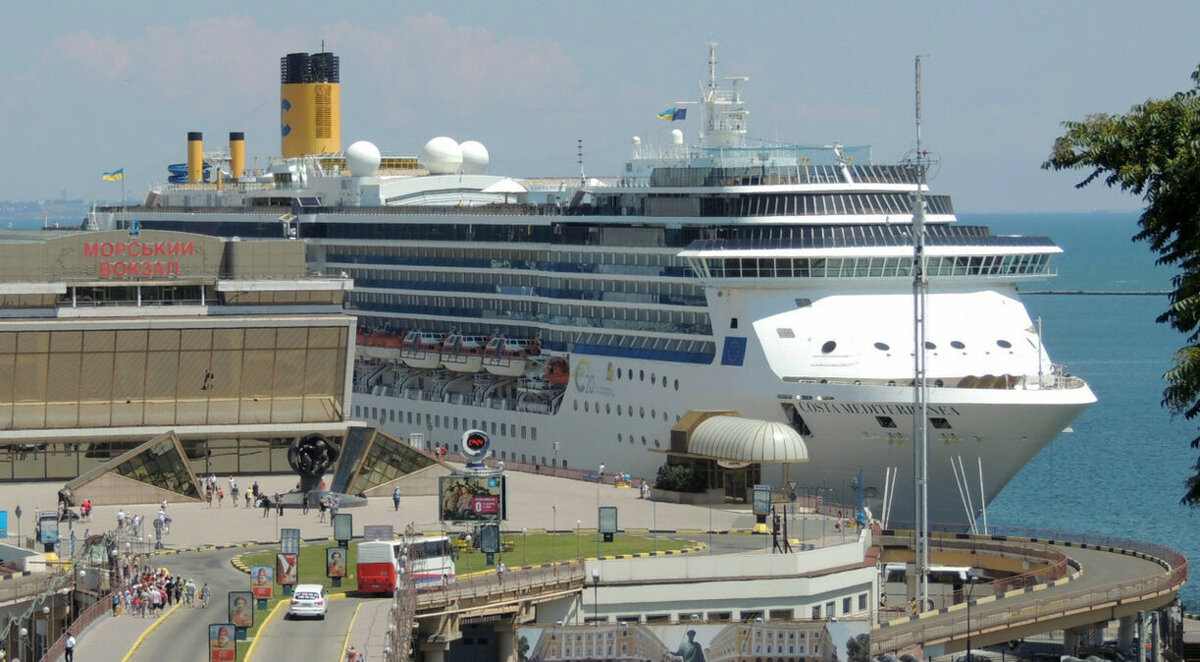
xmin=337 ymin=602 xmax=365 ymax=662
xmin=244 ymin=598 xmax=288 ymax=662
xmin=119 ymin=600 xmax=184 ymax=662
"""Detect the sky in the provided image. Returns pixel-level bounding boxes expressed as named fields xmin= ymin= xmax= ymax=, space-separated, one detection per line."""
xmin=4 ymin=1 xmax=1199 ymax=213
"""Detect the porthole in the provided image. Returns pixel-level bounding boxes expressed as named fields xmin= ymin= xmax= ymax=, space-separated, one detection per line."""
xmin=617 ymin=404 xmax=623 ymax=415
xmin=639 ymin=369 xmax=645 ymax=381
xmin=618 ymin=433 xmax=623 ymax=443
xmin=996 ymin=339 xmax=1012 ymax=348
xmin=641 ymin=436 xmax=647 ymax=445
xmin=662 ymin=375 xmax=668 ymax=387
xmin=674 ymin=379 xmax=680 ymax=391
xmin=874 ymin=342 xmax=890 ymax=351
xmin=934 ymin=379 xmax=944 ymax=387
xmin=639 ymin=407 xmax=645 ymax=418
xmin=950 ymin=340 xmax=965 ymax=349
xmin=605 ymin=403 xmax=611 ymax=415
xmin=617 ymin=368 xmax=623 ymax=379
xmin=821 ymin=340 xmax=837 ymax=354
xmin=650 ymin=373 xmax=656 ymax=384
xmin=924 ymin=341 xmax=937 ymax=350
xmin=663 ymin=411 xmax=669 ymax=421
xmin=584 ymin=401 xmax=589 ymax=412
xmin=573 ymin=400 xmax=578 ymax=411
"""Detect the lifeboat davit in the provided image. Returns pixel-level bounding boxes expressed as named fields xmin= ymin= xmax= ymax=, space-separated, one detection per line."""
xmin=399 ymin=330 xmax=446 ymax=369
xmin=482 ymin=337 xmax=541 ymax=377
xmin=356 ymin=329 xmax=404 ymax=360
xmin=440 ymin=334 xmax=489 ymax=373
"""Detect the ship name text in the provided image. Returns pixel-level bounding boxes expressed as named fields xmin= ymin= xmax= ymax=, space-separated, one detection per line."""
xmin=794 ymin=401 xmax=962 ymax=417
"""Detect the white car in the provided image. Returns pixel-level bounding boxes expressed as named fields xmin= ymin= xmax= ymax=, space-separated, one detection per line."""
xmin=287 ymin=584 xmax=328 ymax=620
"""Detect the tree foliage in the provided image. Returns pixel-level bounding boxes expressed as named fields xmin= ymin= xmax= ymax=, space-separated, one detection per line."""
xmin=1043 ymin=64 xmax=1200 ymax=505
xmin=654 ymin=463 xmax=707 ymax=493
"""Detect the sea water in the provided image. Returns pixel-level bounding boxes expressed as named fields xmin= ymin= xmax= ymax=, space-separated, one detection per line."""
xmin=971 ymin=212 xmax=1198 ymax=610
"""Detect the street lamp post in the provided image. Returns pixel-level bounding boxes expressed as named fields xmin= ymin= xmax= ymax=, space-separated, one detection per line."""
xmin=965 ymin=571 xmax=975 ymax=662
xmin=591 ymin=568 xmax=600 ymax=625
xmin=576 ymin=520 xmax=581 ymax=557
xmin=522 ymin=528 xmax=527 ymax=566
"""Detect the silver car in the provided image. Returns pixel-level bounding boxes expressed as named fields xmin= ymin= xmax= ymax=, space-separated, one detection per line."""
xmin=287 ymin=584 xmax=328 ymax=620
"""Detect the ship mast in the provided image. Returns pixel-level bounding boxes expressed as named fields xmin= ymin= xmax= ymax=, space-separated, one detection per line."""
xmin=910 ymin=55 xmax=931 ymax=613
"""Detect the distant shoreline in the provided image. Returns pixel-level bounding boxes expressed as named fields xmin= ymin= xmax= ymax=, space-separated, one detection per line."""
xmin=1023 ymin=290 xmax=1168 ymax=296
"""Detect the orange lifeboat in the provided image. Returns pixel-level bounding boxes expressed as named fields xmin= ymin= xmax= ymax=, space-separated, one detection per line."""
xmin=399 ymin=330 xmax=446 ymax=369
xmin=544 ymin=357 xmax=570 ymax=385
xmin=482 ymin=337 xmax=541 ymax=376
xmin=440 ymin=334 xmax=489 ymax=373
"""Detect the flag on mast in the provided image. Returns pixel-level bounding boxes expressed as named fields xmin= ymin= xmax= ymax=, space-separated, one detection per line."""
xmin=102 ymin=168 xmax=124 ymax=181
xmin=657 ymin=108 xmax=687 ymax=121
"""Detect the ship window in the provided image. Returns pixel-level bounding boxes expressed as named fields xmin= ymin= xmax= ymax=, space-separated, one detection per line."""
xmin=820 ymin=341 xmax=837 ymax=354
xmin=521 ymin=425 xmax=527 ymax=439
xmin=951 ymin=340 xmax=965 ymax=349
xmin=997 ymin=339 xmax=1012 ymax=348
xmin=617 ymin=368 xmax=622 ymax=379
xmin=618 ymin=433 xmax=622 ymax=443
xmin=605 ymin=403 xmax=611 ymax=415
xmin=777 ymin=328 xmax=795 ymax=338
xmin=874 ymin=342 xmax=890 ymax=351
xmin=930 ymin=417 xmax=952 ymax=429
xmin=639 ymin=370 xmax=645 ymax=381
xmin=641 ymin=436 xmax=647 ymax=445
xmin=730 ymin=318 xmax=739 ymax=329
xmin=650 ymin=373 xmax=656 ymax=383
xmin=924 ymin=341 xmax=937 ymax=350
xmin=617 ymin=405 xmax=622 ymax=415
xmin=584 ymin=401 xmax=589 ymax=412
xmin=532 ymin=428 xmax=537 ymax=441
xmin=574 ymin=401 xmax=579 ymax=411
xmin=651 ymin=409 xmax=656 ymax=419
xmin=639 ymin=407 xmax=645 ymax=418
xmin=876 ymin=416 xmax=897 ymax=429
xmin=674 ymin=379 xmax=680 ymax=391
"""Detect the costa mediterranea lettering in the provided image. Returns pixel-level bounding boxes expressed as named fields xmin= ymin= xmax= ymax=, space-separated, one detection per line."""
xmin=794 ymin=401 xmax=962 ymax=417
xmin=84 ymin=240 xmax=193 ymax=279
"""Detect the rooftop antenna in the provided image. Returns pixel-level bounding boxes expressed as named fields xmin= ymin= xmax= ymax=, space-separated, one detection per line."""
xmin=577 ymin=138 xmax=585 ymax=183
xmin=910 ymin=55 xmax=931 ymax=614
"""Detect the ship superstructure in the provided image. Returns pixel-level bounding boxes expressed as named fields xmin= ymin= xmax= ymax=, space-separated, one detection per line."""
xmin=93 ymin=45 xmax=1095 ymax=523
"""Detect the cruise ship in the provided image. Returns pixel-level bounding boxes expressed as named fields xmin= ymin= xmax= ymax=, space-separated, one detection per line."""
xmin=92 ymin=45 xmax=1096 ymax=524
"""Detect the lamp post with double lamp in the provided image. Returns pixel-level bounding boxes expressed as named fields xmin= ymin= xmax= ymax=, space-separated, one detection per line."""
xmin=590 ymin=568 xmax=600 ymax=625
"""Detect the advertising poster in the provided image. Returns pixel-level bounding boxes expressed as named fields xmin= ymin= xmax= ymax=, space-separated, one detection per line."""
xmin=250 ymin=565 xmax=274 ymax=599
xmin=228 ymin=591 xmax=254 ymax=628
xmin=209 ymin=624 xmax=236 ymax=662
xmin=439 ymin=475 xmax=506 ymax=522
xmin=326 ymin=547 xmax=347 ymax=578
xmin=277 ymin=552 xmax=298 ymax=585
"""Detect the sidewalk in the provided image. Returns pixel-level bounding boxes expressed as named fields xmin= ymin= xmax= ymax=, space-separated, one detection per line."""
xmin=343 ymin=598 xmax=394 ymax=662
xmin=57 ymin=603 xmax=182 ymax=662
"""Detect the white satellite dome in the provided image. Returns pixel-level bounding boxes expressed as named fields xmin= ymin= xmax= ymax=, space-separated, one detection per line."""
xmin=459 ymin=140 xmax=489 ymax=174
xmin=422 ymin=137 xmax=463 ymax=175
xmin=632 ymin=136 xmax=641 ymax=146
xmin=345 ymin=140 xmax=381 ymax=177
xmin=671 ymin=129 xmax=684 ymax=145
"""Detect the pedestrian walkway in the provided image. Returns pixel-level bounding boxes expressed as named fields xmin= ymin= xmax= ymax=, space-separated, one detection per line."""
xmin=343 ymin=598 xmax=395 ymax=662
xmin=55 ymin=603 xmax=182 ymax=662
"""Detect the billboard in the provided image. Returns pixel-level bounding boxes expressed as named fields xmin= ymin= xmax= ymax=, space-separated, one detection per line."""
xmin=439 ymin=474 xmax=507 ymax=522
xmin=209 ymin=624 xmax=235 ymax=662
xmin=228 ymin=591 xmax=254 ymax=628
xmin=277 ymin=553 xmax=298 ymax=585
xmin=250 ymin=565 xmax=274 ymax=599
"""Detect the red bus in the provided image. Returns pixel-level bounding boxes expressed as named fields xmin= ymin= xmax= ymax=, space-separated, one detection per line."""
xmin=356 ymin=537 xmax=455 ymax=593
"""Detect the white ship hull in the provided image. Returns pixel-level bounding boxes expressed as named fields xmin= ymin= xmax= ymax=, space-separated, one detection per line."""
xmin=354 ymin=350 xmax=1091 ymax=524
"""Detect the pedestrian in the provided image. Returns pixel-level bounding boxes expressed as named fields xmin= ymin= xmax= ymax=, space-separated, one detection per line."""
xmin=112 ymin=592 xmax=120 ymax=616
xmin=261 ymin=496 xmax=271 ymax=517
xmin=217 ymin=487 xmax=224 ymax=507
xmin=200 ymin=582 xmax=211 ymax=609
xmin=346 ymin=645 xmax=360 ymax=662
xmin=231 ymin=481 xmax=239 ymax=507
xmin=318 ymin=496 xmax=327 ymax=523
xmin=117 ymin=508 xmax=125 ymax=529
xmin=64 ymin=632 xmax=75 ymax=662
xmin=275 ymin=493 xmax=284 ymax=516
xmin=598 ymin=463 xmax=605 ymax=479
xmin=185 ymin=578 xmax=196 ymax=607
xmin=497 ymin=561 xmax=507 ymax=583
xmin=393 ymin=486 xmax=402 ymax=511
xmin=244 ymin=491 xmax=251 ymax=508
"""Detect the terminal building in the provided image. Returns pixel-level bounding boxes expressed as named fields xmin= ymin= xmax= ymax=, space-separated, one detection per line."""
xmin=0 ymin=228 xmax=362 ymax=503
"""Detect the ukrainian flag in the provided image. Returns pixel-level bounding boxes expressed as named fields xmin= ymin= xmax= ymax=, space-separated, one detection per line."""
xmin=102 ymin=168 xmax=124 ymax=181
xmin=657 ymin=108 xmax=677 ymax=121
